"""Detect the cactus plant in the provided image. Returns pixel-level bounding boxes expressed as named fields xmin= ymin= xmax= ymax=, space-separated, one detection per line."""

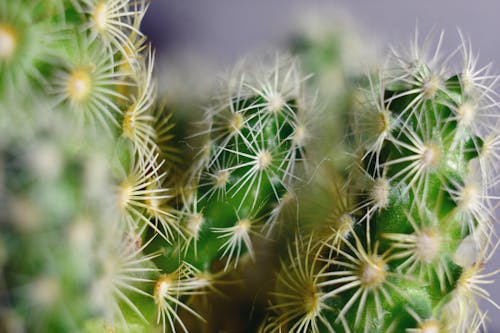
xmin=183 ymin=56 xmax=311 ymax=266
xmin=288 ymin=11 xmax=379 ymax=167
xmin=1 ymin=1 xmax=498 ymax=332
xmin=0 ymin=0 xmax=178 ymax=331
xmin=141 ymin=56 xmax=316 ymax=331
xmin=261 ymin=31 xmax=499 ymax=333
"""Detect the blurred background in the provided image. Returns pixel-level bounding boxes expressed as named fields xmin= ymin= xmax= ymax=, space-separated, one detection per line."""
xmin=143 ymin=0 xmax=500 ymax=69
xmin=143 ymin=0 xmax=500 ymax=331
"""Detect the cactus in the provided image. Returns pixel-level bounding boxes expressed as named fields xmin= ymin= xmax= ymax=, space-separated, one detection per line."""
xmin=142 ymin=56 xmax=316 ymax=331
xmin=262 ymin=32 xmax=499 ymax=333
xmin=1 ymin=1 xmax=498 ymax=332
xmin=183 ymin=56 xmax=311 ymax=266
xmin=348 ymin=32 xmax=499 ymax=332
xmin=0 ymin=0 xmax=178 ymax=331
xmin=288 ymin=11 xmax=379 ymax=166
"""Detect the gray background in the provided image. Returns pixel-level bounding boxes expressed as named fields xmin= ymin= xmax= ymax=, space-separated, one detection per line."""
xmin=143 ymin=1 xmax=500 ymax=331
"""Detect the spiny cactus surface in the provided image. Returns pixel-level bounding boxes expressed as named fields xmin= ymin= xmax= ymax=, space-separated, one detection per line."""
xmin=261 ymin=32 xmax=499 ymax=333
xmin=177 ymin=58 xmax=311 ymax=269
xmin=0 ymin=1 xmax=498 ymax=332
xmin=0 ymin=0 xmax=179 ymax=332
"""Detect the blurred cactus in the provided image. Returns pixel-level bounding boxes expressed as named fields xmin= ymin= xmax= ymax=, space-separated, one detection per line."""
xmin=288 ymin=11 xmax=379 ymax=165
xmin=0 ymin=0 xmax=176 ymax=331
xmin=0 ymin=1 xmax=498 ymax=332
